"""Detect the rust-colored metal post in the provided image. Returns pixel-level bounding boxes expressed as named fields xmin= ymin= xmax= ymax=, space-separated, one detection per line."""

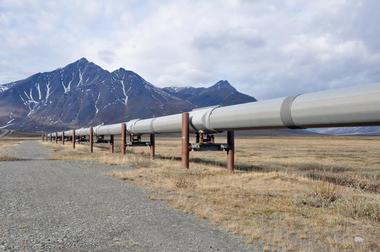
xmin=72 ymin=129 xmax=76 ymax=149
xmin=227 ymin=131 xmax=235 ymax=172
xmin=150 ymin=133 xmax=155 ymax=160
xmin=55 ymin=132 xmax=58 ymax=143
xmin=121 ymin=123 xmax=126 ymax=155
xmin=89 ymin=127 xmax=94 ymax=153
xmin=110 ymin=135 xmax=114 ymax=153
xmin=181 ymin=112 xmax=190 ymax=169
xmin=62 ymin=131 xmax=65 ymax=145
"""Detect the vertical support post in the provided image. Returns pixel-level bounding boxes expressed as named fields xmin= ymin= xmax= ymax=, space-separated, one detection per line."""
xmin=227 ymin=131 xmax=235 ymax=172
xmin=110 ymin=135 xmax=114 ymax=153
xmin=72 ymin=129 xmax=76 ymax=149
xmin=89 ymin=127 xmax=94 ymax=153
xmin=181 ymin=112 xmax=190 ymax=169
xmin=121 ymin=123 xmax=126 ymax=155
xmin=195 ymin=132 xmax=200 ymax=143
xmin=55 ymin=132 xmax=58 ymax=143
xmin=200 ymin=133 xmax=204 ymax=144
xmin=150 ymin=133 xmax=155 ymax=160
xmin=62 ymin=131 xmax=65 ymax=145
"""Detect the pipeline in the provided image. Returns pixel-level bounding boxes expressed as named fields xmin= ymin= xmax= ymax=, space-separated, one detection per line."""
xmin=45 ymin=83 xmax=380 ymax=171
xmin=51 ymin=83 xmax=380 ymax=137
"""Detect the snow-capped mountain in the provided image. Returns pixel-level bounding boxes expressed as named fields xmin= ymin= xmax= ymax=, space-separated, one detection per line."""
xmin=0 ymin=58 xmax=195 ymax=131
xmin=0 ymin=58 xmax=256 ymax=132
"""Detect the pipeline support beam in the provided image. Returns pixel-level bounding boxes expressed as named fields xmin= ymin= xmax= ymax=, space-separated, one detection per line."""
xmin=121 ymin=123 xmax=127 ymax=155
xmin=150 ymin=134 xmax=155 ymax=159
xmin=110 ymin=135 xmax=114 ymax=153
xmin=72 ymin=130 xmax=76 ymax=149
xmin=89 ymin=127 xmax=94 ymax=153
xmin=227 ymin=131 xmax=235 ymax=172
xmin=181 ymin=112 xmax=190 ymax=169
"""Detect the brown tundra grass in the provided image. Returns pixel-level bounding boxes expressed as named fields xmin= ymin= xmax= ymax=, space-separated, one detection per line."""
xmin=0 ymin=139 xmax=20 ymax=160
xmin=43 ymin=136 xmax=380 ymax=251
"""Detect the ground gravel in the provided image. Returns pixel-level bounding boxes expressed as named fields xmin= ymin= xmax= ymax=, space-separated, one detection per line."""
xmin=0 ymin=141 xmax=255 ymax=251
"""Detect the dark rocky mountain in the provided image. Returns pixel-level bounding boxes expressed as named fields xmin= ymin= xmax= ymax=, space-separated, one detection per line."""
xmin=0 ymin=58 xmax=256 ymax=132
xmin=163 ymin=80 xmax=257 ymax=107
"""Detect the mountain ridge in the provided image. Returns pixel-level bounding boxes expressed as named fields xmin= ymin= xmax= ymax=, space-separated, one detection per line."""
xmin=163 ymin=80 xmax=257 ymax=107
xmin=0 ymin=58 xmax=257 ymax=132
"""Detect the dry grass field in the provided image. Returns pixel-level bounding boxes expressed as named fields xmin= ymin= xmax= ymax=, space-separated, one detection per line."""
xmin=0 ymin=138 xmax=20 ymax=147
xmin=43 ymin=136 xmax=380 ymax=251
xmin=0 ymin=139 xmax=20 ymax=160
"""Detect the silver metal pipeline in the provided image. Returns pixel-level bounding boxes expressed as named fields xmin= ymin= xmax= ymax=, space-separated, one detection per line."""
xmin=56 ymin=83 xmax=380 ymax=136
xmin=93 ymin=123 xmax=121 ymax=135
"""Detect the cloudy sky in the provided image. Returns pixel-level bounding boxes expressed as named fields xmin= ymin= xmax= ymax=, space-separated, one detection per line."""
xmin=0 ymin=0 xmax=379 ymax=99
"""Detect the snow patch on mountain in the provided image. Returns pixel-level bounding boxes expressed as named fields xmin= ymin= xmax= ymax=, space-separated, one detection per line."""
xmin=78 ymin=68 xmax=83 ymax=86
xmin=95 ymin=92 xmax=101 ymax=114
xmin=45 ymin=79 xmax=52 ymax=102
xmin=36 ymin=83 xmax=42 ymax=99
xmin=0 ymin=83 xmax=16 ymax=93
xmin=0 ymin=117 xmax=15 ymax=129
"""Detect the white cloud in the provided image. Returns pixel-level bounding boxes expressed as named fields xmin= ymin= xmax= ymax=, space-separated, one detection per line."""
xmin=0 ymin=0 xmax=379 ymax=99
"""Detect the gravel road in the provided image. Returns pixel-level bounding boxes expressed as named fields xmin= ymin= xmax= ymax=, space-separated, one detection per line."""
xmin=0 ymin=141 xmax=254 ymax=251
